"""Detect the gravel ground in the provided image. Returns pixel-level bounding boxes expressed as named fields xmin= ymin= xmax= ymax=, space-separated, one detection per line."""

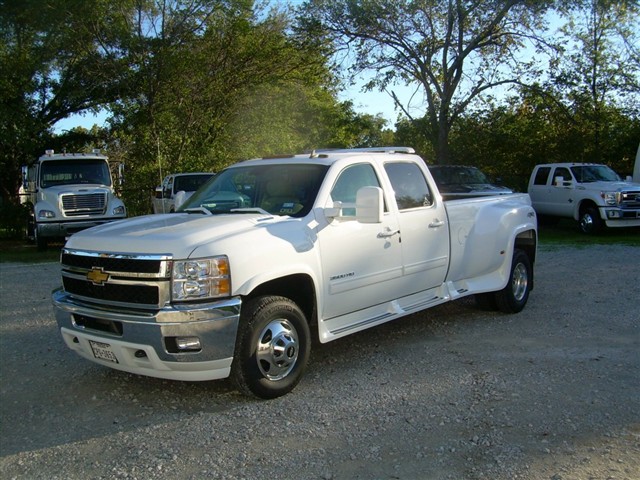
xmin=1 ymin=244 xmax=639 ymax=480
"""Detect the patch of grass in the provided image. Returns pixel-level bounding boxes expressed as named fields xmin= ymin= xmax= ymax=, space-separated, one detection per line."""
xmin=538 ymin=219 xmax=640 ymax=248
xmin=0 ymin=240 xmax=62 ymax=263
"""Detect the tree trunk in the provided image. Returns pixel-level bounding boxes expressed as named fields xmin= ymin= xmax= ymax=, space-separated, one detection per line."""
xmin=435 ymin=120 xmax=451 ymax=165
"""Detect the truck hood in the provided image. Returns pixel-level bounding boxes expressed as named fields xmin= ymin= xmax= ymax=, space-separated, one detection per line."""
xmin=578 ymin=180 xmax=640 ymax=191
xmin=65 ymin=212 xmax=280 ymax=258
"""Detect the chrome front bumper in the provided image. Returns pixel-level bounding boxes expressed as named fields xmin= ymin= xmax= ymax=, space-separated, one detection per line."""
xmin=52 ymin=288 xmax=241 ymax=381
xmin=38 ymin=218 xmax=126 ymax=238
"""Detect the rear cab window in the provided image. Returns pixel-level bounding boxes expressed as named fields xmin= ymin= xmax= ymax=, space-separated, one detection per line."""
xmin=384 ymin=162 xmax=434 ymax=210
xmin=533 ymin=167 xmax=551 ymax=186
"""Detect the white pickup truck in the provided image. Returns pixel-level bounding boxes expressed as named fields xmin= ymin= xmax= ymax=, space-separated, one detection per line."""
xmin=528 ymin=163 xmax=640 ymax=233
xmin=52 ymin=147 xmax=538 ymax=399
xmin=152 ymin=172 xmax=215 ymax=214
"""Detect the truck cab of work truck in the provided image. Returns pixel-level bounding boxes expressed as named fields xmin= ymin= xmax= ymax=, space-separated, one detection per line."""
xmin=22 ymin=149 xmax=126 ymax=249
xmin=528 ymin=163 xmax=640 ymax=234
xmin=52 ymin=147 xmax=537 ymax=399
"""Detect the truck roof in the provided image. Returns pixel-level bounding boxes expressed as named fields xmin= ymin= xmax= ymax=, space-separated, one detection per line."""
xmin=534 ymin=162 xmax=606 ymax=168
xmin=38 ymin=149 xmax=108 ymax=162
xmin=236 ymin=147 xmax=419 ymax=168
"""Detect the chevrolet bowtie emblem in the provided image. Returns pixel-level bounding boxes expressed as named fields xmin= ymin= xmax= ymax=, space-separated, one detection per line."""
xmin=87 ymin=267 xmax=109 ymax=285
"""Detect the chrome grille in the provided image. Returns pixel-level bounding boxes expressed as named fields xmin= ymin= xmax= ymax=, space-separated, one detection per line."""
xmin=61 ymin=249 xmax=172 ymax=309
xmin=620 ymin=190 xmax=640 ymax=208
xmin=61 ymin=193 xmax=107 ymax=216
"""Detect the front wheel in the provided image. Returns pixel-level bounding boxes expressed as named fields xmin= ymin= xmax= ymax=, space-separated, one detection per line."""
xmin=578 ymin=206 xmax=603 ymax=234
xmin=34 ymin=223 xmax=48 ymax=251
xmin=231 ymin=296 xmax=310 ymax=399
xmin=495 ymin=249 xmax=532 ymax=314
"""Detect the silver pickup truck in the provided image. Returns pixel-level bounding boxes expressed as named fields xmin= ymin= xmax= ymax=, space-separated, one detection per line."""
xmin=528 ymin=162 xmax=640 ymax=233
xmin=53 ymin=147 xmax=537 ymax=399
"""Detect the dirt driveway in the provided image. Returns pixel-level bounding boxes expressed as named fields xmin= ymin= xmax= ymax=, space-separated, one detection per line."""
xmin=1 ymin=244 xmax=639 ymax=479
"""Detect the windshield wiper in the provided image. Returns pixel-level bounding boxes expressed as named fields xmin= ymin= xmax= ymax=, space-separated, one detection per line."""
xmin=183 ymin=207 xmax=213 ymax=215
xmin=230 ymin=208 xmax=272 ymax=215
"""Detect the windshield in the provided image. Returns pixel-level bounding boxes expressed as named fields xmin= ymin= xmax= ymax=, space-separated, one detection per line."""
xmin=430 ymin=166 xmax=490 ymax=185
xmin=174 ymin=174 xmax=215 ymax=192
xmin=179 ymin=163 xmax=329 ymax=217
xmin=40 ymin=160 xmax=112 ymax=188
xmin=570 ymin=165 xmax=621 ymax=183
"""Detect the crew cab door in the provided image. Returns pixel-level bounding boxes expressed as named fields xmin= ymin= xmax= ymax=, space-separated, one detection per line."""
xmin=318 ymin=163 xmax=404 ymax=320
xmin=384 ymin=162 xmax=449 ymax=292
xmin=546 ymin=166 xmax=575 ymax=216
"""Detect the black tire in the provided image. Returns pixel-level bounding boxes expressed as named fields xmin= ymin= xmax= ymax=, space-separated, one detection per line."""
xmin=495 ymin=249 xmax=532 ymax=314
xmin=26 ymin=213 xmax=36 ymax=243
xmin=34 ymin=224 xmax=48 ymax=251
xmin=578 ymin=206 xmax=603 ymax=234
xmin=231 ymin=295 xmax=310 ymax=399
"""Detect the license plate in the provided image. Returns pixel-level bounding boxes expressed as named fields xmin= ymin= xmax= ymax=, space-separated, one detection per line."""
xmin=90 ymin=340 xmax=119 ymax=364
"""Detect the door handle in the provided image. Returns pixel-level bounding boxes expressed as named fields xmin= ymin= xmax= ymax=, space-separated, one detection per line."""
xmin=377 ymin=228 xmax=400 ymax=238
xmin=429 ymin=219 xmax=445 ymax=228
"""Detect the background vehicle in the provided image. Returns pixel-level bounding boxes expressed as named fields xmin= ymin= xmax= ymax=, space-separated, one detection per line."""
xmin=53 ymin=147 xmax=537 ymax=399
xmin=152 ymin=172 xmax=215 ymax=213
xmin=21 ymin=149 xmax=126 ymax=250
xmin=428 ymin=165 xmax=513 ymax=200
xmin=528 ymin=162 xmax=640 ymax=234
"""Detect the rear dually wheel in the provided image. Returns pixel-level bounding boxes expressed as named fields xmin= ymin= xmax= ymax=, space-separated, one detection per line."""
xmin=495 ymin=248 xmax=532 ymax=313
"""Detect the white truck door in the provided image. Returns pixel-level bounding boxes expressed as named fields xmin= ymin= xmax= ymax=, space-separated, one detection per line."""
xmin=318 ymin=163 xmax=404 ymax=320
xmin=384 ymin=162 xmax=449 ymax=292
xmin=547 ymin=166 xmax=575 ymax=217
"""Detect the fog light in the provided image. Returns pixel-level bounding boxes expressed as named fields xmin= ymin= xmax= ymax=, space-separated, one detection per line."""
xmin=176 ymin=336 xmax=201 ymax=351
xmin=607 ymin=210 xmax=621 ymax=219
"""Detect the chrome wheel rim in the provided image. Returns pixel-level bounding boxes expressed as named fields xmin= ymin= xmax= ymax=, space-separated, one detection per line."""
xmin=580 ymin=213 xmax=593 ymax=232
xmin=512 ymin=262 xmax=528 ymax=302
xmin=256 ymin=318 xmax=299 ymax=381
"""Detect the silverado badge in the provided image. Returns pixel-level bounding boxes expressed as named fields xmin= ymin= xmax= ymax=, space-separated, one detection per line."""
xmin=87 ymin=267 xmax=109 ymax=285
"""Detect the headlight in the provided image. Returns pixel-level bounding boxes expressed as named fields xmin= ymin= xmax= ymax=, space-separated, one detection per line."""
xmin=38 ymin=210 xmax=56 ymax=219
xmin=112 ymin=205 xmax=126 ymax=215
xmin=601 ymin=191 xmax=620 ymax=205
xmin=172 ymin=256 xmax=230 ymax=301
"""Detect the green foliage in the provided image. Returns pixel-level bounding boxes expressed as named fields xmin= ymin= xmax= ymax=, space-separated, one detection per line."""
xmin=2 ymin=0 xmax=638 ymax=223
xmin=446 ymin=91 xmax=640 ymax=192
xmin=0 ymin=200 xmax=29 ymax=239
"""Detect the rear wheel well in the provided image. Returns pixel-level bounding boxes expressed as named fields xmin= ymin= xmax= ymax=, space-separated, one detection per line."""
xmin=244 ymin=274 xmax=317 ymax=328
xmin=515 ymin=230 xmax=536 ymax=264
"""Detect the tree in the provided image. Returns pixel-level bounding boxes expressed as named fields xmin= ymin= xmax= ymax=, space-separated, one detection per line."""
xmin=553 ymin=0 xmax=640 ymax=162
xmin=0 ymin=0 xmax=137 ymax=203
xmin=300 ymin=0 xmax=556 ymax=164
xmin=107 ymin=0 xmax=355 ymax=215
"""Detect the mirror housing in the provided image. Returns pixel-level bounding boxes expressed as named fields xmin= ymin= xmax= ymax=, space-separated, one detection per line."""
xmin=155 ymin=186 xmax=164 ymax=199
xmin=554 ymin=176 xmax=572 ymax=187
xmin=356 ymin=186 xmax=383 ymax=224
xmin=324 ymin=201 xmax=342 ymax=219
xmin=21 ymin=165 xmax=28 ymax=190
